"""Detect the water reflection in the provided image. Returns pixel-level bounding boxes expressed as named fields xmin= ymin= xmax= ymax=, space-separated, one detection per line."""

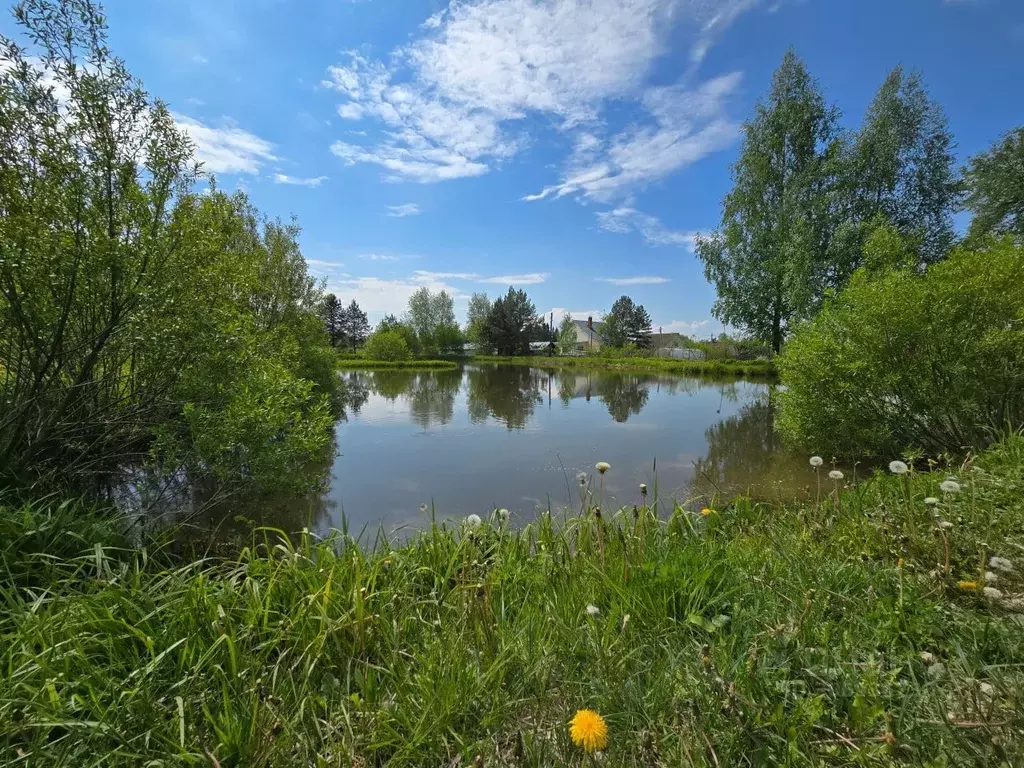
xmin=467 ymin=365 xmax=546 ymax=429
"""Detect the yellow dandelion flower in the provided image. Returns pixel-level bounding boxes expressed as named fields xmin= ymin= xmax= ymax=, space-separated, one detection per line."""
xmin=957 ymin=580 xmax=979 ymax=591
xmin=700 ymin=507 xmax=712 ymax=517
xmin=897 ymin=558 xmax=903 ymax=568
xmin=570 ymin=709 xmax=608 ymax=753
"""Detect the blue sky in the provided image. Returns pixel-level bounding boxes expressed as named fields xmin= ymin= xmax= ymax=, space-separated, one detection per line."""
xmin=9 ymin=0 xmax=1023 ymax=335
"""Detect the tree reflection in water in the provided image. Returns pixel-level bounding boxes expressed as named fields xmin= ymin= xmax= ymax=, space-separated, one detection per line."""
xmin=594 ymin=373 xmax=652 ymax=423
xmin=467 ymin=364 xmax=545 ymax=429
xmin=409 ymin=368 xmax=461 ymax=429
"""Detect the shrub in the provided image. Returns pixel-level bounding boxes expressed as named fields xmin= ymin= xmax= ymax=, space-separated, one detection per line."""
xmin=364 ymin=329 xmax=411 ymax=362
xmin=778 ymin=239 xmax=1024 ymax=457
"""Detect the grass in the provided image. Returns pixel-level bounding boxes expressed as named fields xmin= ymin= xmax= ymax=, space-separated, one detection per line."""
xmin=336 ymin=358 xmax=459 ymax=370
xmin=3 ymin=438 xmax=1024 ymax=765
xmin=474 ymin=355 xmax=778 ymax=379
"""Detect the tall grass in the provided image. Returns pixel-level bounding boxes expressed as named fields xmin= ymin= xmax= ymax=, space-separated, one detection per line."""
xmin=336 ymin=359 xmax=459 ymax=370
xmin=2 ymin=439 xmax=1024 ymax=765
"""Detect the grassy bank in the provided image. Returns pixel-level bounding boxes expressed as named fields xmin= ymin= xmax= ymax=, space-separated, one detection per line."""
xmin=336 ymin=358 xmax=459 ymax=370
xmin=3 ymin=439 xmax=1024 ymax=766
xmin=474 ymin=354 xmax=777 ymax=378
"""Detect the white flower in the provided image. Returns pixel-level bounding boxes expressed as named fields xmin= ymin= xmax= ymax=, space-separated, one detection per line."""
xmin=828 ymin=470 xmax=844 ymax=481
xmin=809 ymin=456 xmax=824 ymax=468
xmin=985 ymin=571 xmax=999 ymax=584
xmin=924 ymin=497 xmax=939 ymax=507
xmin=639 ymin=483 xmax=648 ymax=495
xmin=497 ymin=508 xmax=510 ymax=524
xmin=889 ymin=460 xmax=909 ymax=475
xmin=466 ymin=514 xmax=482 ymax=531
xmin=939 ymin=479 xmax=961 ymax=494
xmin=938 ymin=520 xmax=953 ymax=529
xmin=586 ymin=604 xmax=600 ymax=617
xmin=920 ymin=651 xmax=937 ymax=665
xmin=983 ymin=586 xmax=1003 ymax=601
xmin=989 ymin=556 xmax=1015 ymax=573
xmin=595 ymin=462 xmax=610 ymax=474
xmin=577 ymin=472 xmax=587 ymax=486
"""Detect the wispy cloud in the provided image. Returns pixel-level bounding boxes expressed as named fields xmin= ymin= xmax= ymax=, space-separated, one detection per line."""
xmin=595 ymin=276 xmax=670 ymax=286
xmin=595 ymin=206 xmax=704 ymax=248
xmin=324 ymin=1 xmax=758 ymax=186
xmin=657 ymin=318 xmax=713 ymax=336
xmin=386 ymin=203 xmax=422 ymax=217
xmin=359 ymin=253 xmax=402 ymax=262
xmin=306 ymin=259 xmax=347 ymax=270
xmin=478 ymin=273 xmax=549 ymax=285
xmin=273 ymin=173 xmax=328 ymax=187
xmin=172 ymin=113 xmax=276 ymax=175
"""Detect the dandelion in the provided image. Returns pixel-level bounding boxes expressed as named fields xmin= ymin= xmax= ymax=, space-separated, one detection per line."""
xmin=939 ymin=479 xmax=961 ymax=494
xmin=920 ymin=651 xmax=937 ymax=665
xmin=497 ymin=508 xmax=510 ymax=525
xmin=958 ymin=580 xmax=979 ymax=591
xmin=595 ymin=462 xmax=610 ymax=474
xmin=639 ymin=483 xmax=648 ymax=497
xmin=938 ymin=520 xmax=953 ymax=529
xmin=809 ymin=456 xmax=823 ymax=468
xmin=924 ymin=497 xmax=939 ymax=507
xmin=889 ymin=460 xmax=909 ymax=475
xmin=420 ymin=503 xmax=428 ymax=513
xmin=700 ymin=507 xmax=712 ymax=517
xmin=989 ymin=556 xmax=1015 ymax=573
xmin=585 ymin=604 xmax=600 ymax=617
xmin=466 ymin=514 xmax=482 ymax=531
xmin=578 ymin=472 xmax=587 ymax=486
xmin=829 ymin=470 xmax=844 ymax=481
xmin=985 ymin=571 xmax=998 ymax=584
xmin=569 ymin=709 xmax=608 ymax=753
xmin=983 ymin=586 xmax=1003 ymax=601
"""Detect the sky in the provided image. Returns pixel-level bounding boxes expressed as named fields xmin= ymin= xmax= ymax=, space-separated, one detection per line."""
xmin=5 ymin=0 xmax=1023 ymax=336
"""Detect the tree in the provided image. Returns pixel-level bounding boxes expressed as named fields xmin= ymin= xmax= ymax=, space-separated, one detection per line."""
xmin=603 ymin=296 xmax=653 ymax=349
xmin=320 ymin=294 xmax=345 ymax=347
xmin=377 ymin=314 xmax=420 ymax=355
xmin=466 ymin=292 xmax=492 ymax=349
xmin=407 ymin=287 xmax=456 ymax=353
xmin=697 ymin=51 xmax=842 ymax=354
xmin=364 ymin=329 xmax=410 ymax=362
xmin=838 ymin=67 xmax=960 ymax=270
xmin=341 ymin=300 xmax=369 ymax=351
xmin=434 ymin=323 xmax=465 ymax=356
xmin=482 ymin=287 xmax=536 ymax=356
xmin=965 ymin=126 xmax=1024 ymax=243
xmin=556 ymin=313 xmax=577 ymax=355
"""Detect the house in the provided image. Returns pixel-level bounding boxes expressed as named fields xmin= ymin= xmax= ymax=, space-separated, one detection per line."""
xmin=569 ymin=317 xmax=603 ymax=352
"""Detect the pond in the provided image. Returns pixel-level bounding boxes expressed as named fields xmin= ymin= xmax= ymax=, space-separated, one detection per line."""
xmin=276 ymin=363 xmax=817 ymax=535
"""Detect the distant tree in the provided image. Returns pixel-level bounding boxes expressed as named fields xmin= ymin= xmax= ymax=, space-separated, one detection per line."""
xmin=696 ymin=50 xmax=841 ymax=353
xmin=556 ymin=313 xmax=577 ymax=355
xmin=482 ymin=287 xmax=536 ymax=356
xmin=965 ymin=126 xmax=1024 ymax=243
xmin=320 ymin=293 xmax=345 ymax=347
xmin=340 ymin=300 xmax=369 ymax=350
xmin=376 ymin=314 xmax=419 ymax=355
xmin=603 ymin=296 xmax=652 ymax=348
xmin=407 ymin=287 xmax=456 ymax=354
xmin=434 ymin=323 xmax=465 ymax=356
xmin=466 ymin=292 xmax=492 ymax=349
xmin=364 ymin=329 xmax=410 ymax=362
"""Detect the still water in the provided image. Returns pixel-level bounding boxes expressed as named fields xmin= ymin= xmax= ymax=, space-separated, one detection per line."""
xmin=299 ymin=364 xmax=814 ymax=534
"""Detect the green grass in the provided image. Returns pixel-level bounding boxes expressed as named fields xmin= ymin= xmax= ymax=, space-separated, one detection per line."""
xmin=474 ymin=354 xmax=778 ymax=378
xmin=336 ymin=358 xmax=459 ymax=370
xmin=3 ymin=439 xmax=1024 ymax=765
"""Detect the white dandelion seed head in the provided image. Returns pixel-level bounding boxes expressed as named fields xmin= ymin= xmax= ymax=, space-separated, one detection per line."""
xmin=985 ymin=570 xmax=998 ymax=584
xmin=497 ymin=508 xmax=510 ymax=524
xmin=578 ymin=472 xmax=587 ymax=485
xmin=989 ymin=556 xmax=1015 ymax=573
xmin=585 ymin=603 xmax=600 ymax=617
xmin=829 ymin=470 xmax=844 ymax=481
xmin=924 ymin=497 xmax=939 ymax=507
xmin=595 ymin=462 xmax=610 ymax=474
xmin=920 ymin=651 xmax=937 ymax=665
xmin=939 ymin=479 xmax=961 ymax=494
xmin=466 ymin=514 xmax=482 ymax=531
xmin=939 ymin=520 xmax=953 ymax=529
xmin=810 ymin=456 xmax=824 ymax=468
xmin=420 ymin=503 xmax=428 ymax=513
xmin=983 ymin=586 xmax=1004 ymax=601
xmin=889 ymin=460 xmax=910 ymax=475
xmin=639 ymin=483 xmax=648 ymax=494
xmin=978 ymin=681 xmax=995 ymax=697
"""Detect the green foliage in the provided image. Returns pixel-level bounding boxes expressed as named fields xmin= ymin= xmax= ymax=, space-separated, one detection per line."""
xmin=465 ymin=292 xmax=492 ymax=349
xmin=407 ymin=287 xmax=456 ymax=355
xmin=697 ymin=50 xmax=842 ymax=353
xmin=0 ymin=1 xmax=336 ymax=495
xmin=320 ymin=293 xmax=345 ymax=347
xmin=556 ymin=312 xmax=577 ymax=355
xmin=476 ymin=355 xmax=778 ymax=379
xmin=602 ymin=296 xmax=653 ymax=349
xmin=965 ymin=126 xmax=1024 ymax=243
xmin=363 ymin=329 xmax=412 ymax=362
xmin=481 ymin=287 xmax=537 ymax=356
xmin=4 ymin=437 xmax=1024 ymax=765
xmin=376 ymin=314 xmax=421 ymax=355
xmin=341 ymin=299 xmax=370 ymax=351
xmin=778 ymin=240 xmax=1024 ymax=457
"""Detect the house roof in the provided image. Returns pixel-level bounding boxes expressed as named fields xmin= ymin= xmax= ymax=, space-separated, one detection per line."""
xmin=572 ymin=319 xmax=603 ymax=341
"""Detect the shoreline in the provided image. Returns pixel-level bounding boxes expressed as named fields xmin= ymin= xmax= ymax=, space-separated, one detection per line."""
xmin=471 ymin=354 xmax=778 ymax=378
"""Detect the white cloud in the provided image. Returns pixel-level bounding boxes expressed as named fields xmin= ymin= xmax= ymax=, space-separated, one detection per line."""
xmin=477 ymin=273 xmax=549 ymax=285
xmin=272 ymin=173 xmax=328 ymax=187
xmin=526 ymin=72 xmax=743 ymax=202
xmin=323 ymin=1 xmax=760 ymax=185
xmin=548 ymin=308 xmax=604 ymax=321
xmin=595 ymin=275 xmax=671 ymax=286
xmin=386 ymin=203 xmax=422 ymax=217
xmin=172 ymin=113 xmax=276 ymax=175
xmin=326 ymin=275 xmax=470 ymax=319
xmin=306 ymin=259 xmax=347 ymax=270
xmin=359 ymin=253 xmax=402 ymax=261
xmin=596 ymin=206 xmax=705 ymax=248
xmin=657 ymin=318 xmax=713 ymax=336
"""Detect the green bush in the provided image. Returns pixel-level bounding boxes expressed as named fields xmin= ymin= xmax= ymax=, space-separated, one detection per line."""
xmin=778 ymin=239 xmax=1024 ymax=457
xmin=363 ymin=329 xmax=411 ymax=362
